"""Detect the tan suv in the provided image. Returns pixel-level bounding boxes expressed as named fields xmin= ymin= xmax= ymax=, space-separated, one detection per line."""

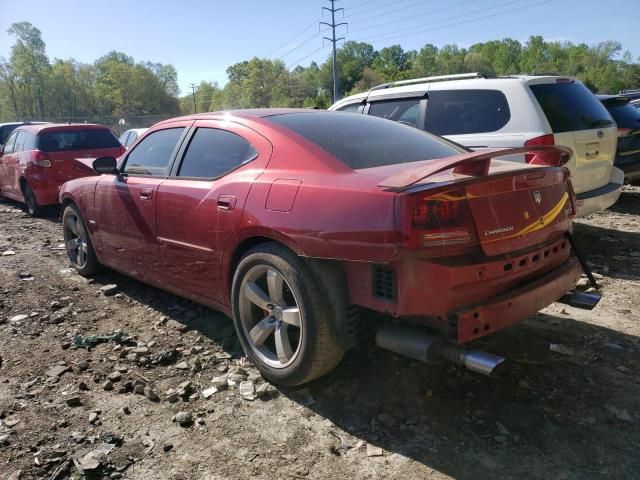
xmin=331 ymin=73 xmax=622 ymax=217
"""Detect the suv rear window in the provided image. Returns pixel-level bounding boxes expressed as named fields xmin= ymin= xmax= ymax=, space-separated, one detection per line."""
xmin=268 ymin=111 xmax=463 ymax=169
xmin=425 ymin=90 xmax=511 ymax=135
xmin=530 ymin=82 xmax=614 ymax=133
xmin=37 ymin=128 xmax=120 ymax=152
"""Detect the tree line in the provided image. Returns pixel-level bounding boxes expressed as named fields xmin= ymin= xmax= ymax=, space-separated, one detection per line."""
xmin=1 ymin=21 xmax=638 ymax=124
xmin=0 ymin=22 xmax=181 ymax=122
xmin=185 ymin=38 xmax=640 ymax=112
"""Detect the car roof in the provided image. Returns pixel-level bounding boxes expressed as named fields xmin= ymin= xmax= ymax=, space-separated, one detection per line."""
xmin=0 ymin=121 xmax=49 ymax=128
xmin=153 ymin=108 xmax=322 ymax=127
xmin=15 ymin=123 xmax=112 ymax=134
xmin=332 ymin=74 xmax=578 ymax=108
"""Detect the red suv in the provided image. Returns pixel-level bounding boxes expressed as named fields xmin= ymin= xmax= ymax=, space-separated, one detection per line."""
xmin=0 ymin=124 xmax=124 ymax=215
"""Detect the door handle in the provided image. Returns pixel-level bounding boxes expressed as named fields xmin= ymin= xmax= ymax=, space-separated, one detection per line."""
xmin=140 ymin=188 xmax=153 ymax=200
xmin=217 ymin=194 xmax=237 ymax=211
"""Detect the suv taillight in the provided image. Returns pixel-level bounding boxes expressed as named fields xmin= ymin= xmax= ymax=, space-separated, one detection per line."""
xmin=31 ymin=150 xmax=51 ymax=168
xmin=524 ymin=134 xmax=560 ymax=165
xmin=401 ymin=186 xmax=478 ymax=253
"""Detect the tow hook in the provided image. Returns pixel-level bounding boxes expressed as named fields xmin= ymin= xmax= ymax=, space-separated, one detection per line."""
xmin=557 ymin=232 xmax=601 ymax=310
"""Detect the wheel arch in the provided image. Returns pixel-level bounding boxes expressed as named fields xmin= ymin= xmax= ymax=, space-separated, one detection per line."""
xmin=225 ymin=232 xmax=358 ymax=350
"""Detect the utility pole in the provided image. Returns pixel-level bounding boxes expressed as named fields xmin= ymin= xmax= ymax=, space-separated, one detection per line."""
xmin=190 ymin=83 xmax=197 ymax=114
xmin=321 ymin=0 xmax=347 ymax=103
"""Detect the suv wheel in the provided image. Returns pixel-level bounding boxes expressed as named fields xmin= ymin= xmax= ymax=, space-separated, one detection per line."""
xmin=231 ymin=243 xmax=344 ymax=386
xmin=23 ymin=183 xmax=42 ymax=217
xmin=62 ymin=204 xmax=100 ymax=276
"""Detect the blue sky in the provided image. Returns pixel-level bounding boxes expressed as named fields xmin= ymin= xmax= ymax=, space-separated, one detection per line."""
xmin=1 ymin=0 xmax=638 ymax=95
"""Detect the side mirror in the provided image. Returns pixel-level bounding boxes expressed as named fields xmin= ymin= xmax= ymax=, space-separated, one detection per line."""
xmin=93 ymin=156 xmax=118 ymax=174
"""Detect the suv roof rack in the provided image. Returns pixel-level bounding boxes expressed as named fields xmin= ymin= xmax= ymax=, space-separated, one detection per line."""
xmin=368 ymin=72 xmax=484 ymax=92
xmin=620 ymin=89 xmax=640 ymax=94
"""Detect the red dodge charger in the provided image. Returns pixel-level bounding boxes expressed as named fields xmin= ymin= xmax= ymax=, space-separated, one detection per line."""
xmin=59 ymin=109 xmax=597 ymax=386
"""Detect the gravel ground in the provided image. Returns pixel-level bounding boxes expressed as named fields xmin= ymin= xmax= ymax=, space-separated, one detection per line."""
xmin=0 ymin=186 xmax=639 ymax=480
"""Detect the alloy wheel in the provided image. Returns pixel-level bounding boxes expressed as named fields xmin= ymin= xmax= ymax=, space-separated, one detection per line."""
xmin=64 ymin=211 xmax=89 ymax=268
xmin=238 ymin=265 xmax=303 ymax=369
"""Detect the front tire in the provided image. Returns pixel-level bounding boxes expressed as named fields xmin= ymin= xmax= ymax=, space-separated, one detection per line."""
xmin=62 ymin=204 xmax=100 ymax=276
xmin=23 ymin=183 xmax=42 ymax=217
xmin=231 ymin=243 xmax=345 ymax=386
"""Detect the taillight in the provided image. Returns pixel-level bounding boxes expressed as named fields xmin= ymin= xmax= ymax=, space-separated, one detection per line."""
xmin=402 ymin=187 xmax=477 ymax=252
xmin=31 ymin=150 xmax=51 ymax=168
xmin=524 ymin=134 xmax=560 ymax=165
xmin=618 ymin=128 xmax=633 ymax=137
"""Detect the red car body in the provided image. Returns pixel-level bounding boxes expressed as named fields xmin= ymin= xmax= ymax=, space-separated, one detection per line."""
xmin=0 ymin=123 xmax=124 ymax=211
xmin=59 ymin=110 xmax=583 ymax=382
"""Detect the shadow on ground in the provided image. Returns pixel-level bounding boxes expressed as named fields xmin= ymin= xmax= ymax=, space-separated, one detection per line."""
xmin=86 ymin=265 xmax=640 ymax=479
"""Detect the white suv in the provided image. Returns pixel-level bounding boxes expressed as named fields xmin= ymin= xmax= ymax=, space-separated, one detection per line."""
xmin=330 ymin=73 xmax=623 ymax=217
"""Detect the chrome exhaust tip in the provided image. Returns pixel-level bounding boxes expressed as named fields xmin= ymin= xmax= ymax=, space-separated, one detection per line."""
xmin=458 ymin=350 xmax=506 ymax=376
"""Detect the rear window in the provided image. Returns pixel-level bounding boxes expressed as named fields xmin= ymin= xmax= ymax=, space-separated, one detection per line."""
xmin=267 ymin=112 xmax=464 ymax=169
xmin=1 ymin=125 xmax=20 ymax=145
xmin=530 ymin=82 xmax=614 ymax=133
xmin=425 ymin=90 xmax=511 ymax=135
xmin=37 ymin=128 xmax=120 ymax=152
xmin=606 ymin=103 xmax=640 ymax=127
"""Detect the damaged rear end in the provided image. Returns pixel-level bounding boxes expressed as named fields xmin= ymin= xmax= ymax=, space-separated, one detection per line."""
xmin=365 ymin=146 xmax=599 ymax=374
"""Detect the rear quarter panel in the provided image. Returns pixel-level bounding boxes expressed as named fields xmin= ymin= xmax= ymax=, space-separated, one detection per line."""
xmin=226 ymin=125 xmax=399 ymax=264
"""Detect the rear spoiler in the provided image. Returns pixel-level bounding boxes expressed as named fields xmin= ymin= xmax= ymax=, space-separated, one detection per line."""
xmin=378 ymin=145 xmax=573 ymax=191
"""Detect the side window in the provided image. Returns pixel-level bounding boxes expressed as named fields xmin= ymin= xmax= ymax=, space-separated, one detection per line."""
xmin=368 ymin=98 xmax=422 ymax=127
xmin=337 ymin=103 xmax=362 ymax=113
xmin=178 ymin=128 xmax=257 ymax=179
xmin=118 ymin=131 xmax=130 ymax=146
xmin=127 ymin=131 xmax=138 ymax=146
xmin=22 ymin=132 xmax=36 ymax=151
xmin=123 ymin=128 xmax=184 ymax=176
xmin=425 ymin=89 xmax=511 ymax=135
xmin=13 ymin=132 xmax=26 ymax=152
xmin=3 ymin=131 xmax=19 ymax=154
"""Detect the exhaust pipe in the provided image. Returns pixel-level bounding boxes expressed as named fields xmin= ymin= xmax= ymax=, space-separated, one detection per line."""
xmin=375 ymin=324 xmax=505 ymax=376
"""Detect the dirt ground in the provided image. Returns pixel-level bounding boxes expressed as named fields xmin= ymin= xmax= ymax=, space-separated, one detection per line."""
xmin=0 ymin=187 xmax=639 ymax=480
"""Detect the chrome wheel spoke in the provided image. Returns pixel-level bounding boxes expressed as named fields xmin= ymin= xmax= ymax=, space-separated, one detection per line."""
xmin=245 ymin=282 xmax=270 ymax=309
xmin=250 ymin=316 xmax=276 ymax=346
xmin=267 ymin=269 xmax=285 ymax=305
xmin=274 ymin=324 xmax=293 ymax=363
xmin=281 ymin=307 xmax=301 ymax=327
xmin=66 ymin=216 xmax=79 ymax=235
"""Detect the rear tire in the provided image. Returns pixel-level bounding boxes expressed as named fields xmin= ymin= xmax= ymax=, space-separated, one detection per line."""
xmin=231 ymin=243 xmax=345 ymax=386
xmin=23 ymin=183 xmax=42 ymax=217
xmin=62 ymin=204 xmax=100 ymax=276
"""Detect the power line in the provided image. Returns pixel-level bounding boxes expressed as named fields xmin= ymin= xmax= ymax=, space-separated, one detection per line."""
xmin=278 ymin=28 xmax=330 ymax=60
xmin=349 ymin=0 xmax=433 ymax=24
xmin=346 ymin=0 xmax=381 ymax=11
xmin=287 ymin=45 xmax=329 ymax=70
xmin=354 ymin=0 xmax=546 ymax=43
xmin=350 ymin=0 xmax=476 ymax=33
xmin=264 ymin=20 xmax=320 ymax=58
xmin=343 ymin=0 xmax=412 ymax=19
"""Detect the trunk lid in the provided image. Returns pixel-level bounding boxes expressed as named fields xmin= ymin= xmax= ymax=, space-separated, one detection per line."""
xmin=47 ymin=147 xmax=122 ymax=182
xmin=465 ymin=168 xmax=573 ymax=256
xmin=378 ymin=146 xmax=575 ymax=257
xmin=553 ymin=127 xmax=616 ymax=194
xmin=37 ymin=127 xmax=124 ymax=183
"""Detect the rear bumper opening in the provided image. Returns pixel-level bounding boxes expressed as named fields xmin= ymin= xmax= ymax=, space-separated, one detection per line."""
xmin=575 ymin=167 xmax=623 ymax=217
